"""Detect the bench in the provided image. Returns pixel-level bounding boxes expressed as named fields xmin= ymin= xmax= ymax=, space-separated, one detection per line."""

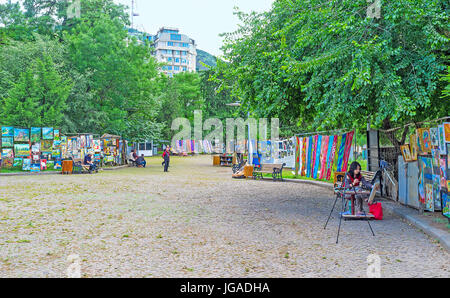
xmin=72 ymin=158 xmax=97 ymax=174
xmin=253 ymin=163 xmax=285 ymax=182
xmin=334 ymin=170 xmax=382 ymax=189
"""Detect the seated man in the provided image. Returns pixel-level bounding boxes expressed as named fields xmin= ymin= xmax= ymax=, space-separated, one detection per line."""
xmin=84 ymin=153 xmax=97 ymax=172
xmin=136 ymin=154 xmax=147 ymax=168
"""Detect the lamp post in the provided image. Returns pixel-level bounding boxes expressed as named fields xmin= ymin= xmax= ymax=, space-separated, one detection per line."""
xmin=226 ymin=102 xmax=252 ymax=165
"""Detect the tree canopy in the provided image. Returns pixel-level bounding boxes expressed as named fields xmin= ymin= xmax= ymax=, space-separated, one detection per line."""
xmin=215 ymin=0 xmax=449 ymax=146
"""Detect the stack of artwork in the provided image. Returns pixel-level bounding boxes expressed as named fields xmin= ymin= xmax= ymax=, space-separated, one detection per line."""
xmin=411 ymin=123 xmax=450 ymax=219
xmin=0 ymin=126 xmax=65 ymax=172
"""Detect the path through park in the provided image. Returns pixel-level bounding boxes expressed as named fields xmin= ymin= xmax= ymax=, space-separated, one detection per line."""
xmin=0 ymin=156 xmax=448 ymax=277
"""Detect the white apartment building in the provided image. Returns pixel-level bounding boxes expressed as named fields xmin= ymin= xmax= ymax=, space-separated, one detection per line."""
xmin=152 ymin=27 xmax=197 ymax=77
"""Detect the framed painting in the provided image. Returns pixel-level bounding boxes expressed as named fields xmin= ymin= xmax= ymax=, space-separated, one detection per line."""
xmin=1 ymin=137 xmax=13 ymax=148
xmin=41 ymin=140 xmax=53 ymax=153
xmin=30 ymin=127 xmax=41 ymax=143
xmin=1 ymin=148 xmax=14 ymax=159
xmin=444 ymin=123 xmax=450 ymax=143
xmin=409 ymin=134 xmax=418 ymax=161
xmin=2 ymin=158 xmax=13 ymax=169
xmin=425 ymin=184 xmax=434 ymax=212
xmin=22 ymin=158 xmax=31 ymax=171
xmin=1 ymin=126 xmax=14 ymax=137
xmin=42 ymin=127 xmax=54 ymax=140
xmin=54 ymin=129 xmax=60 ymax=141
xmin=430 ymin=127 xmax=439 ymax=147
xmin=438 ymin=125 xmax=447 ymax=155
xmin=14 ymin=128 xmax=30 ymax=142
xmin=442 ymin=192 xmax=450 ymax=219
xmin=14 ymin=144 xmax=30 ymax=157
xmin=400 ymin=144 xmax=412 ymax=162
xmin=13 ymin=158 xmax=23 ymax=167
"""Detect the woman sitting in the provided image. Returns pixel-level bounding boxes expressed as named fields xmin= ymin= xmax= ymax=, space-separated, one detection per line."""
xmin=345 ymin=162 xmax=380 ymax=216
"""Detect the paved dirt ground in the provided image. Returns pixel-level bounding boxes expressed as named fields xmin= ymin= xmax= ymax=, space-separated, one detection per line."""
xmin=0 ymin=155 xmax=448 ymax=277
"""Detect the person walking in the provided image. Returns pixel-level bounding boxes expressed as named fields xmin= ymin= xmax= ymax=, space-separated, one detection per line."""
xmin=162 ymin=146 xmax=171 ymax=172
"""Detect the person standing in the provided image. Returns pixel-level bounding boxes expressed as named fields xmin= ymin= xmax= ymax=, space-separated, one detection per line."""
xmin=162 ymin=146 xmax=171 ymax=172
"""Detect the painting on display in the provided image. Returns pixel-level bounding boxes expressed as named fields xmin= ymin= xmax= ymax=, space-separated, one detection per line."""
xmin=42 ymin=127 xmax=54 ymax=140
xmin=2 ymin=148 xmax=14 ymax=159
xmin=419 ymin=128 xmax=432 ymax=153
xmin=30 ymin=127 xmax=41 ymax=143
xmin=14 ymin=128 xmax=29 ymax=142
xmin=30 ymin=163 xmax=40 ymax=173
xmin=1 ymin=126 xmax=14 ymax=137
xmin=443 ymin=192 xmax=450 ymax=219
xmin=31 ymin=143 xmax=40 ymax=153
xmin=444 ymin=123 xmax=450 ymax=143
xmin=425 ymin=184 xmax=434 ymax=212
xmin=14 ymin=144 xmax=30 ymax=157
xmin=440 ymin=159 xmax=447 ymax=191
xmin=430 ymin=127 xmax=439 ymax=147
xmin=409 ymin=134 xmax=418 ymax=161
xmin=400 ymin=145 xmax=412 ymax=162
xmin=22 ymin=158 xmax=31 ymax=171
xmin=41 ymin=140 xmax=53 ymax=153
xmin=432 ymin=175 xmax=441 ymax=211
xmin=438 ymin=125 xmax=447 ymax=155
xmin=2 ymin=158 xmax=13 ymax=168
xmin=54 ymin=129 xmax=60 ymax=141
xmin=1 ymin=137 xmax=13 ymax=148
xmin=54 ymin=161 xmax=62 ymax=170
xmin=13 ymin=158 xmax=23 ymax=167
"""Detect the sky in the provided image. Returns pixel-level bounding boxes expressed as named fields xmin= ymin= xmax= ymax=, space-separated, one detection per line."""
xmin=0 ymin=0 xmax=275 ymax=56
xmin=115 ymin=0 xmax=275 ymax=56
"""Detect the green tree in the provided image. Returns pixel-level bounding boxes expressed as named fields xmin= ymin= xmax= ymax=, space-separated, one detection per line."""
xmin=217 ymin=0 xmax=450 ymax=149
xmin=2 ymin=68 xmax=42 ymax=127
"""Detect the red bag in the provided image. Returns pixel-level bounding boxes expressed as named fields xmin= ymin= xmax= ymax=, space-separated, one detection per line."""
xmin=369 ymin=203 xmax=383 ymax=220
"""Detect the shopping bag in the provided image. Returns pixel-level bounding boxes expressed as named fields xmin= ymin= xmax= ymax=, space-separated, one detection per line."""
xmin=369 ymin=202 xmax=383 ymax=220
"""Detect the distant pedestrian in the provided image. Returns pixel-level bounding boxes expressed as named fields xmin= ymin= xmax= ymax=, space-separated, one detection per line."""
xmin=162 ymin=146 xmax=171 ymax=172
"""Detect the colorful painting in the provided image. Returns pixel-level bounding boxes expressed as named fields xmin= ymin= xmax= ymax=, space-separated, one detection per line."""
xmin=432 ymin=175 xmax=441 ymax=211
xmin=1 ymin=126 xmax=14 ymax=137
xmin=444 ymin=123 xmax=450 ymax=143
xmin=1 ymin=137 xmax=13 ymax=148
xmin=42 ymin=127 xmax=54 ymax=140
xmin=401 ymin=144 xmax=412 ymax=162
xmin=53 ymin=140 xmax=62 ymax=147
xmin=2 ymin=158 xmax=13 ymax=168
xmin=30 ymin=163 xmax=40 ymax=173
xmin=409 ymin=133 xmax=418 ymax=161
xmin=54 ymin=129 xmax=60 ymax=141
xmin=442 ymin=192 xmax=450 ymax=219
xmin=14 ymin=128 xmax=29 ymax=142
xmin=30 ymin=127 xmax=41 ymax=143
xmin=54 ymin=161 xmax=62 ymax=170
xmin=425 ymin=184 xmax=434 ymax=212
xmin=40 ymin=159 xmax=47 ymax=171
xmin=22 ymin=158 xmax=31 ymax=171
xmin=430 ymin=127 xmax=438 ymax=147
xmin=31 ymin=143 xmax=40 ymax=153
xmin=13 ymin=158 xmax=23 ymax=167
xmin=52 ymin=149 xmax=61 ymax=158
xmin=2 ymin=148 xmax=14 ymax=159
xmin=438 ymin=125 xmax=447 ymax=155
xmin=431 ymin=149 xmax=440 ymax=167
xmin=14 ymin=144 xmax=30 ymax=157
xmin=421 ymin=128 xmax=431 ymax=153
xmin=41 ymin=140 xmax=53 ymax=153
xmin=440 ymin=159 xmax=447 ymax=191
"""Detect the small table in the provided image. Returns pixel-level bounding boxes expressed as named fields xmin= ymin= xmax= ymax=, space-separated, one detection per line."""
xmin=324 ymin=186 xmax=376 ymax=244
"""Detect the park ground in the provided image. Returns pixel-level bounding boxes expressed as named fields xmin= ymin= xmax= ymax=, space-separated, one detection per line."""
xmin=0 ymin=155 xmax=448 ymax=278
